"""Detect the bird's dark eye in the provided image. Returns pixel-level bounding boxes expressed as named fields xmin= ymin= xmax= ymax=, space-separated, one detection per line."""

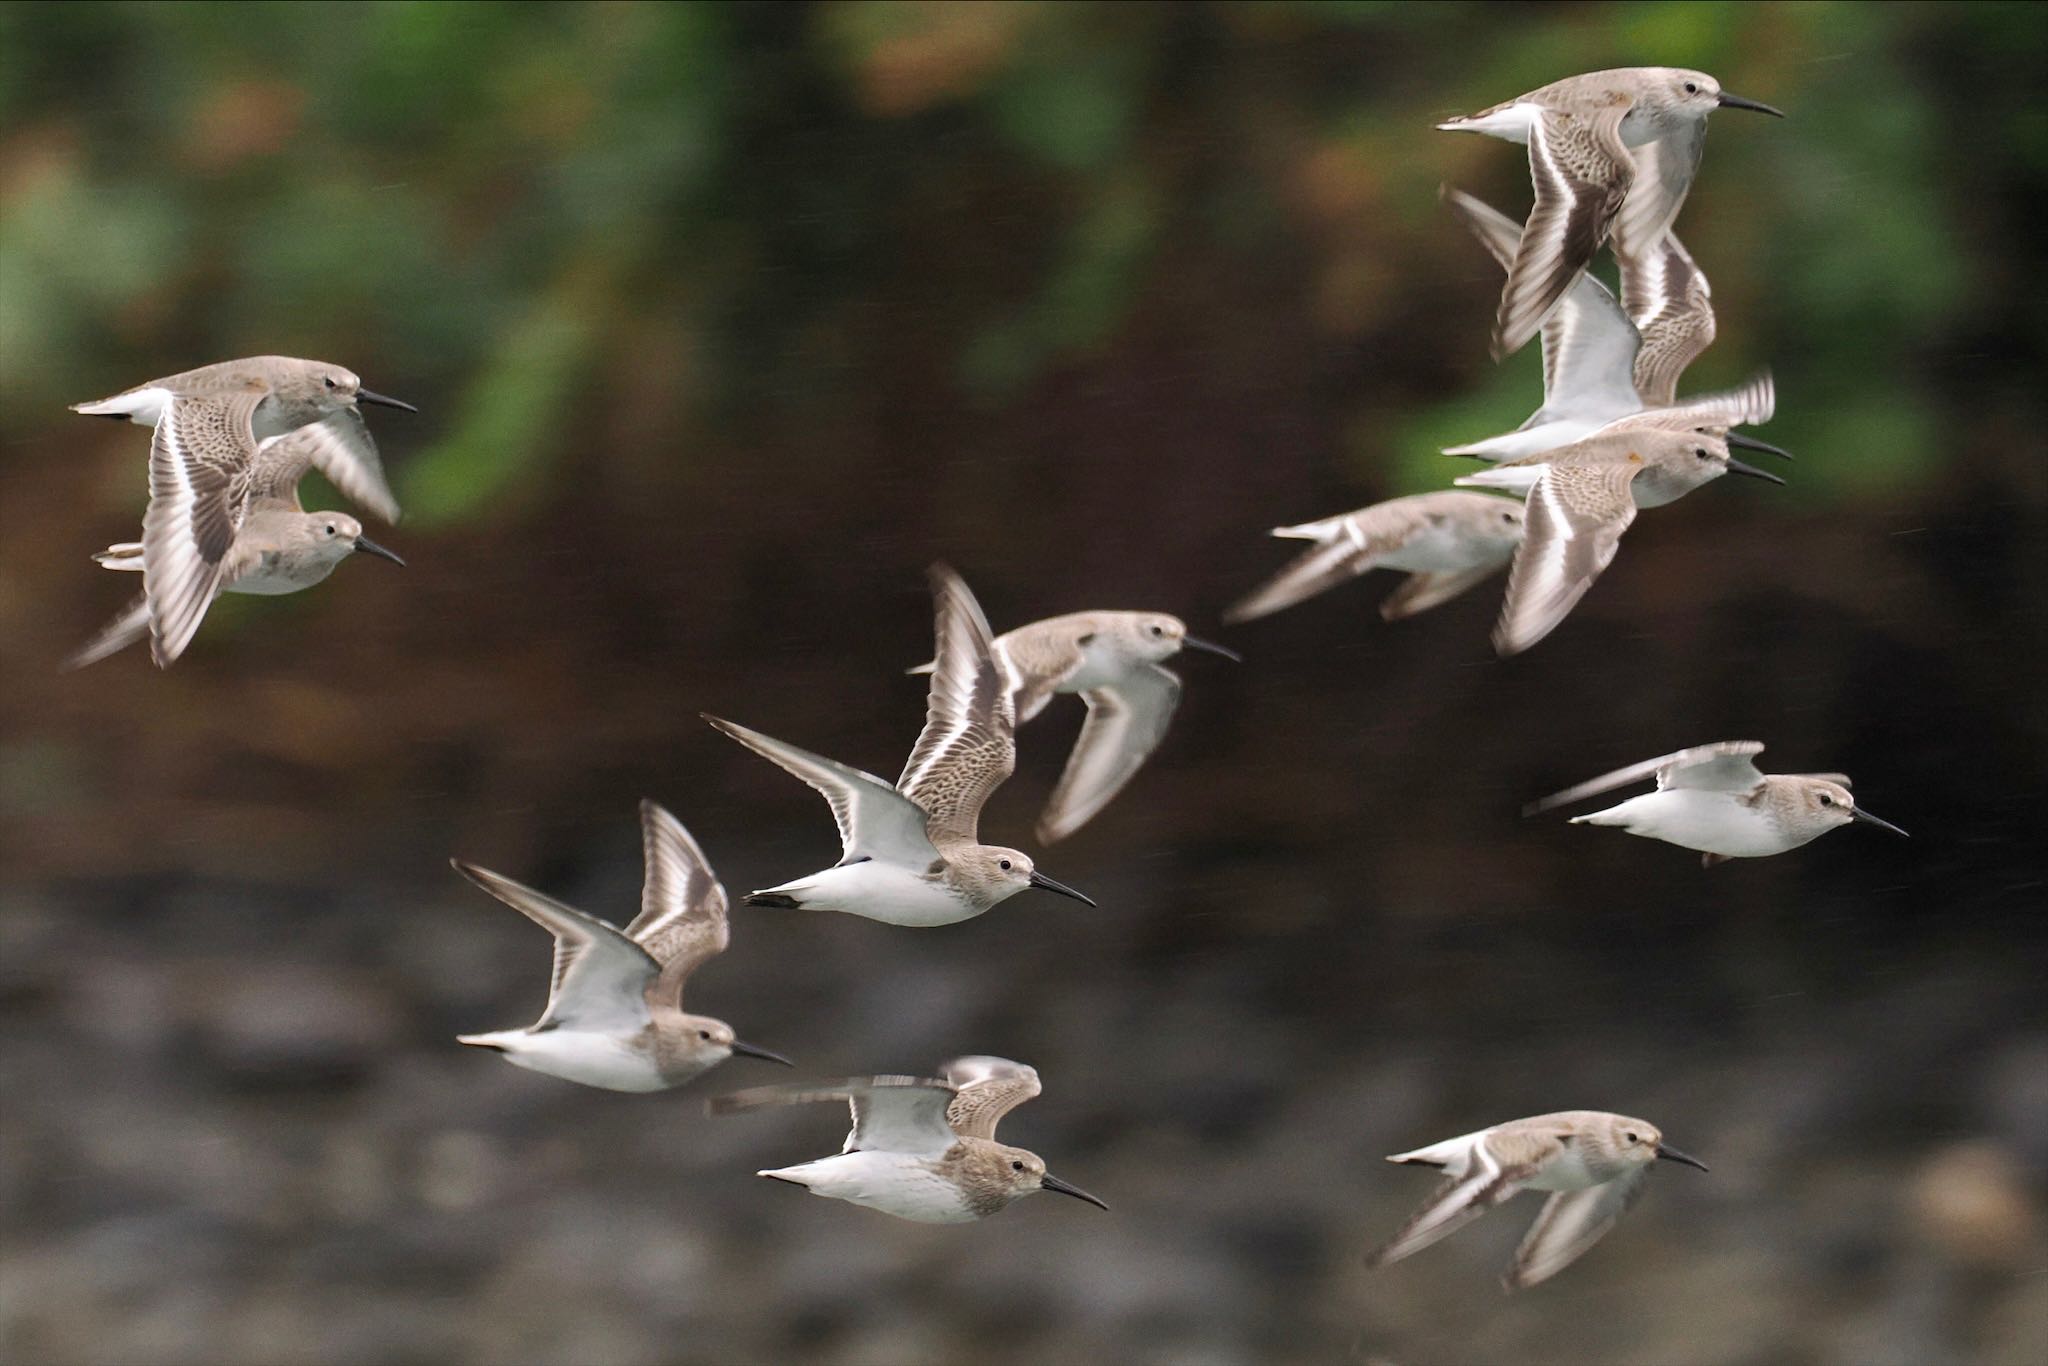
xmin=324 ymin=377 xmax=337 ymax=389
xmin=1684 ymin=82 xmax=1698 ymax=94
xmin=324 ymin=523 xmax=336 ymax=535
xmin=1502 ymin=512 xmax=1516 ymax=523
xmin=699 ymin=1029 xmax=712 ymax=1040
xmin=1625 ymin=1131 xmax=1640 ymax=1143
xmin=1696 ymin=448 xmax=1711 ymax=459
xmin=1150 ymin=625 xmax=1164 ymax=637
xmin=1011 ymin=1160 xmax=1024 ymax=1171
xmin=998 ymin=859 xmax=1012 ymax=871
xmin=1818 ymin=794 xmax=1833 ymax=807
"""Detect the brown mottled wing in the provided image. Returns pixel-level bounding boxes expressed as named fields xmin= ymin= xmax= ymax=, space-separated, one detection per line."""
xmin=1618 ymin=230 xmax=1715 ymax=406
xmin=1366 ymin=1134 xmax=1548 ymax=1269
xmin=1627 ymin=371 xmax=1775 ymax=435
xmin=709 ymin=1075 xmax=958 ymax=1159
xmin=621 ymin=801 xmax=729 ymax=1008
xmin=1494 ymin=103 xmax=1634 ymax=360
xmin=1505 ymin=1169 xmax=1649 ymax=1289
xmin=994 ymin=618 xmax=1091 ymax=724
xmin=1493 ymin=459 xmax=1640 ymax=656
xmin=1036 ymin=664 xmax=1181 ymax=844
xmin=1609 ymin=123 xmax=1708 ymax=269
xmin=451 ymin=860 xmax=656 ymax=1032
xmin=246 ymin=428 xmax=317 ymax=511
xmin=1527 ymin=741 xmax=1766 ymax=814
xmin=282 ymin=408 xmax=401 ymax=523
xmin=941 ymin=1056 xmax=1043 ymax=1141
xmin=897 ymin=564 xmax=1017 ymax=842
xmin=141 ymin=393 xmax=262 ymax=667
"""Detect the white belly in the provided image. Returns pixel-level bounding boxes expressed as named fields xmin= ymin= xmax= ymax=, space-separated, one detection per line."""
xmin=1523 ymin=1145 xmax=1601 ymax=1192
xmin=1578 ymin=790 xmax=1792 ymax=858
xmin=764 ymin=1152 xmax=978 ymax=1223
xmin=767 ymin=859 xmax=985 ymax=927
xmin=471 ymin=1029 xmax=668 ymax=1092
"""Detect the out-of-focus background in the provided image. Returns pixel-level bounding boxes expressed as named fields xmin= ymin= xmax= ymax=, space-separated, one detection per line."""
xmin=4 ymin=3 xmax=2046 ymax=1362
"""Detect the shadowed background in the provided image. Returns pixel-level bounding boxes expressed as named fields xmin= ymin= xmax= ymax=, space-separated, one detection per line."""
xmin=3 ymin=2 xmax=2046 ymax=1362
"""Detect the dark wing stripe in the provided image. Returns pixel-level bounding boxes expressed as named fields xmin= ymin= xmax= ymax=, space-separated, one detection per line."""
xmin=1495 ymin=105 xmax=1633 ymax=359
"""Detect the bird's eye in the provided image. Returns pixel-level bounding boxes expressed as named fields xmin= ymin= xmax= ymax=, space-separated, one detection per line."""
xmin=1150 ymin=625 xmax=1164 ymax=637
xmin=1502 ymin=511 xmax=1516 ymax=523
xmin=1818 ymin=794 xmax=1834 ymax=807
xmin=1695 ymin=448 xmax=1711 ymax=459
xmin=699 ymin=1029 xmax=712 ymax=1040
xmin=324 ymin=377 xmax=337 ymax=389
xmin=1625 ymin=1131 xmax=1640 ymax=1144
xmin=324 ymin=523 xmax=337 ymax=535
xmin=1684 ymin=82 xmax=1699 ymax=94
xmin=998 ymin=859 xmax=1012 ymax=871
xmin=1011 ymin=1160 xmax=1025 ymax=1171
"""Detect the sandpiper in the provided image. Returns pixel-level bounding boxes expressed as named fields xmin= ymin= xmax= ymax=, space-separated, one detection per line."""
xmin=1456 ymin=424 xmax=1784 ymax=655
xmin=66 ymin=422 xmax=406 ymax=670
xmin=72 ymin=355 xmax=413 ymax=524
xmin=1438 ymin=188 xmax=1787 ymax=463
xmin=710 ymin=1055 xmax=1106 ymax=1223
xmin=1526 ymin=740 xmax=1909 ymax=866
xmin=916 ymin=611 xmax=1241 ymax=844
xmin=1437 ymin=67 xmax=1782 ymax=359
xmin=1225 ymin=490 xmax=1526 ymax=629
xmin=451 ymin=800 xmax=792 ymax=1092
xmin=705 ymin=565 xmax=1095 ymax=925
xmin=1366 ymin=1110 xmax=1708 ymax=1290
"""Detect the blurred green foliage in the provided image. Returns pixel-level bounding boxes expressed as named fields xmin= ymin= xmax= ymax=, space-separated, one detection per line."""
xmin=2 ymin=1 xmax=2042 ymax=518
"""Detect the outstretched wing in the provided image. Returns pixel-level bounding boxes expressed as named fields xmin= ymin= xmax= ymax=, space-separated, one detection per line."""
xmin=142 ymin=392 xmax=263 ymax=667
xmin=1527 ymin=740 xmax=1766 ymax=815
xmin=704 ymin=716 xmax=939 ymax=868
xmin=993 ymin=619 xmax=1092 ymax=725
xmin=1225 ymin=500 xmax=1441 ymax=624
xmin=1366 ymin=1136 xmax=1542 ymax=1269
xmin=451 ymin=860 xmax=656 ymax=1033
xmin=1627 ymin=371 xmax=1775 ymax=435
xmin=897 ymin=564 xmax=1017 ymax=843
xmin=1444 ymin=187 xmax=1641 ymax=422
xmin=1504 ymin=1169 xmax=1649 ymax=1290
xmin=1493 ymin=460 xmax=1640 ymax=656
xmin=1493 ymin=103 xmax=1634 ymax=360
xmin=1618 ymin=230 xmax=1715 ymax=407
xmin=1035 ymin=665 xmax=1182 ymax=844
xmin=621 ymin=800 xmax=730 ymax=1008
xmin=941 ymin=1056 xmax=1043 ymax=1140
xmin=282 ymin=408 xmax=401 ymax=523
xmin=710 ymin=1075 xmax=959 ymax=1159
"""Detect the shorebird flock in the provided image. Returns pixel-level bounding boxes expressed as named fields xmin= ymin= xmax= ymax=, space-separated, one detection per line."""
xmin=65 ymin=67 xmax=1915 ymax=1288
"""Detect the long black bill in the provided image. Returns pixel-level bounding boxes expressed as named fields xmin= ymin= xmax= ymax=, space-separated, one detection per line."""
xmin=354 ymin=536 xmax=407 ymax=566
xmin=357 ymin=387 xmax=418 ymax=413
xmin=1717 ymin=92 xmax=1785 ymax=118
xmin=1727 ymin=431 xmax=1793 ymax=461
xmin=1040 ymin=1173 xmax=1109 ymax=1210
xmin=1028 ymin=869 xmax=1097 ymax=907
xmin=1656 ymin=1145 xmax=1710 ymax=1173
xmin=1851 ymin=807 xmax=1910 ymax=839
xmin=1725 ymin=457 xmax=1786 ymax=486
xmin=1182 ymin=635 xmax=1243 ymax=662
xmin=730 ymin=1040 xmax=796 ymax=1067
